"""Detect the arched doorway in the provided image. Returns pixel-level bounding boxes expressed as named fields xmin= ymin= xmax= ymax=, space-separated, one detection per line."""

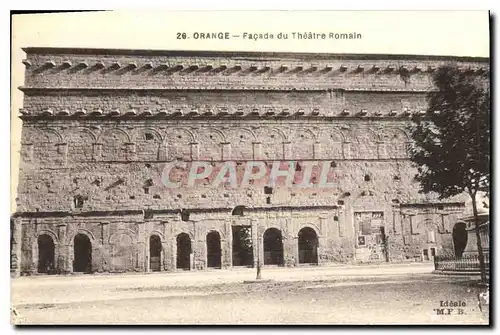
xmin=149 ymin=235 xmax=162 ymax=272
xmin=73 ymin=234 xmax=92 ymax=273
xmin=263 ymin=228 xmax=284 ymax=265
xmin=37 ymin=234 xmax=55 ymax=274
xmin=176 ymin=233 xmax=191 ymax=270
xmin=453 ymin=222 xmax=468 ymax=258
xmin=298 ymin=227 xmax=318 ymax=264
xmin=206 ymin=231 xmax=222 ymax=268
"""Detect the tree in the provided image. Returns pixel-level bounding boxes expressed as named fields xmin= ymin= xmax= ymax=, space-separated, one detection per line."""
xmin=408 ymin=64 xmax=490 ymax=282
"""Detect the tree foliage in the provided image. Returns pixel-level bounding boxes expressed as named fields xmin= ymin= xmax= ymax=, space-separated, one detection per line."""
xmin=409 ymin=65 xmax=490 ymax=199
xmin=408 ymin=64 xmax=490 ymax=282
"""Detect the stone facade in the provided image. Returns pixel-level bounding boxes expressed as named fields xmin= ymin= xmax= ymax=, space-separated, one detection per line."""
xmin=12 ymin=48 xmax=489 ymax=275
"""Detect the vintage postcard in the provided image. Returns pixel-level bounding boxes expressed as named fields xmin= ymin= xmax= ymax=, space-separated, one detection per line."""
xmin=10 ymin=10 xmax=490 ymax=325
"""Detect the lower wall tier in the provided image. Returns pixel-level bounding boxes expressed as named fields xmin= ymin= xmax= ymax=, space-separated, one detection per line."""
xmin=10 ymin=206 xmax=462 ymax=275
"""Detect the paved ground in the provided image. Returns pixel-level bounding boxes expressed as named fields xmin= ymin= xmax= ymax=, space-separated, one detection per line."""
xmin=11 ymin=263 xmax=490 ymax=325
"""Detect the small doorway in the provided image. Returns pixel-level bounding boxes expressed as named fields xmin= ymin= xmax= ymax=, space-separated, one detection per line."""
xmin=149 ymin=235 xmax=162 ymax=272
xmin=176 ymin=233 xmax=191 ymax=270
xmin=452 ymin=222 xmax=468 ymax=258
xmin=206 ymin=231 xmax=222 ymax=268
xmin=73 ymin=234 xmax=92 ymax=273
xmin=263 ymin=228 xmax=284 ymax=266
xmin=37 ymin=234 xmax=55 ymax=274
xmin=298 ymin=227 xmax=318 ymax=264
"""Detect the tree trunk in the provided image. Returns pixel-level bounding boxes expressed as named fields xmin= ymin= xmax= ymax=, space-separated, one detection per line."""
xmin=471 ymin=193 xmax=487 ymax=283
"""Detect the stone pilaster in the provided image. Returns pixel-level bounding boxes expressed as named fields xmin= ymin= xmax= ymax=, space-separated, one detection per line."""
xmin=283 ymin=218 xmax=297 ymax=267
xmin=136 ymin=222 xmax=146 ymax=271
xmin=253 ymin=142 xmax=262 ymax=160
xmin=190 ymin=142 xmax=200 ymax=160
xmin=192 ymin=220 xmax=206 ymax=270
xmin=223 ymin=221 xmax=233 ymax=268
xmin=283 ymin=141 xmax=291 ymax=160
xmin=125 ymin=142 xmax=136 ymax=161
xmin=221 ymin=142 xmax=231 ymax=161
xmin=57 ymin=223 xmax=70 ymax=274
xmin=92 ymin=143 xmax=102 ymax=160
xmin=56 ymin=143 xmax=68 ymax=166
xmin=11 ymin=217 xmax=23 ymax=276
xmin=377 ymin=141 xmax=386 ymax=159
xmin=392 ymin=206 xmax=401 ymax=235
xmin=342 ymin=141 xmax=351 ymax=159
xmin=251 ymin=218 xmax=262 ymax=268
xmin=165 ymin=219 xmax=177 ymax=271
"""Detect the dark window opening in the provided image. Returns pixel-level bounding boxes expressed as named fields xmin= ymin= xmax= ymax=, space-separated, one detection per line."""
xmin=364 ymin=175 xmax=371 ymax=182
xmin=177 ymin=194 xmax=182 ymax=199
xmin=266 ymin=197 xmax=271 ymax=204
xmin=296 ymin=163 xmax=302 ymax=171
xmin=180 ymin=211 xmax=190 ymax=221
xmin=73 ymin=195 xmax=87 ymax=209
xmin=330 ymin=161 xmax=337 ymax=168
xmin=145 ymin=133 xmax=154 ymax=141
xmin=143 ymin=187 xmax=149 ymax=194
xmin=343 ymin=192 xmax=351 ymax=197
xmin=153 ymin=194 xmax=161 ymax=199
xmin=334 ymin=216 xmax=339 ymax=221
xmin=337 ymin=200 xmax=345 ymax=205
xmin=438 ymin=205 xmax=444 ymax=210
xmin=394 ymin=175 xmax=401 ymax=180
xmin=430 ymin=248 xmax=436 ymax=257
xmin=232 ymin=206 xmax=245 ymax=216
xmin=145 ymin=163 xmax=151 ymax=168
xmin=264 ymin=186 xmax=273 ymax=195
xmin=144 ymin=210 xmax=154 ymax=220
xmin=129 ymin=195 xmax=135 ymax=199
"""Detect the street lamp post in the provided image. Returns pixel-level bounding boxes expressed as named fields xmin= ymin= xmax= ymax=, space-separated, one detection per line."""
xmin=256 ymin=217 xmax=262 ymax=280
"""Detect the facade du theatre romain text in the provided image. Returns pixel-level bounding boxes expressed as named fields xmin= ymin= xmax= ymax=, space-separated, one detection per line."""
xmin=11 ymin=48 xmax=489 ymax=275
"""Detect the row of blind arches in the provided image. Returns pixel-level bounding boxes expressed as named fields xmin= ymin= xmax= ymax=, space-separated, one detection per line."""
xmin=25 ymin=126 xmax=411 ymax=163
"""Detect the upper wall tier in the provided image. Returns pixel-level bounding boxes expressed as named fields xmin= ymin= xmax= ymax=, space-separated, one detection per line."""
xmin=21 ymin=48 xmax=489 ymax=92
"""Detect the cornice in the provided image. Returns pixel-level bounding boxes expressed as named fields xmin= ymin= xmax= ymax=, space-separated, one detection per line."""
xmin=22 ymin=58 xmax=488 ymax=77
xmin=21 ymin=47 xmax=490 ymax=63
xmin=18 ymin=106 xmax=426 ymax=120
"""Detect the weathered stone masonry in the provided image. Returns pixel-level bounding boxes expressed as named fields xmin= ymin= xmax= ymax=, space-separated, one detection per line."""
xmin=11 ymin=48 xmax=489 ymax=275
